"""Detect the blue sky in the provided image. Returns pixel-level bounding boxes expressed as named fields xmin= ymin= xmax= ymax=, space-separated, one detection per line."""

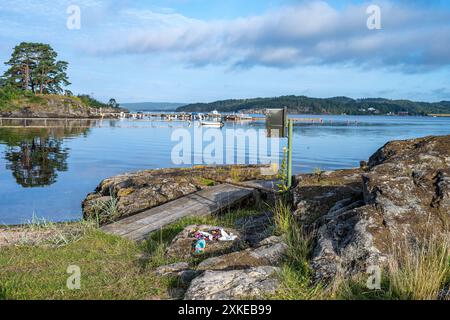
xmin=1 ymin=0 xmax=450 ymax=103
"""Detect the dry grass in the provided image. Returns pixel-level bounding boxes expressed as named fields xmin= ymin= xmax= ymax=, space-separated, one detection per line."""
xmin=270 ymin=189 xmax=449 ymax=300
xmin=323 ymin=235 xmax=450 ymax=300
xmin=386 ymin=235 xmax=449 ymax=300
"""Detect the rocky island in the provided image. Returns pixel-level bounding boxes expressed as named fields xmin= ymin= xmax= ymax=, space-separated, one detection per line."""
xmin=0 ymin=93 xmax=128 ymax=119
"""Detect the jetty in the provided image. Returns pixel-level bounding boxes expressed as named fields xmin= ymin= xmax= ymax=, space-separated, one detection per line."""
xmin=122 ymin=112 xmax=324 ymax=124
xmin=100 ymin=180 xmax=277 ymax=241
xmin=429 ymin=114 xmax=450 ymax=118
xmin=0 ymin=113 xmax=327 ymax=128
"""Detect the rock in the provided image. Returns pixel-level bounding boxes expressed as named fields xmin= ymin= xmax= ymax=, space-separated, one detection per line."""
xmin=293 ymin=169 xmax=364 ymax=227
xmin=438 ymin=286 xmax=450 ymax=300
xmin=165 ymin=225 xmax=242 ymax=260
xmin=184 ymin=266 xmax=279 ymax=300
xmin=302 ymin=135 xmax=450 ymax=280
xmin=197 ymin=236 xmax=287 ymax=271
xmin=234 ymin=212 xmax=274 ymax=246
xmin=168 ymin=288 xmax=186 ymax=300
xmin=155 ymin=262 xmax=190 ymax=276
xmin=82 ymin=165 xmax=276 ymax=224
xmin=258 ymin=235 xmax=284 ymax=246
xmin=178 ymin=270 xmax=202 ymax=285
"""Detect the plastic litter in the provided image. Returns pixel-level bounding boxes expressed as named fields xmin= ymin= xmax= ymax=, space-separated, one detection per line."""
xmin=189 ymin=227 xmax=238 ymax=254
xmin=193 ymin=239 xmax=206 ymax=254
xmin=218 ymin=228 xmax=238 ymax=241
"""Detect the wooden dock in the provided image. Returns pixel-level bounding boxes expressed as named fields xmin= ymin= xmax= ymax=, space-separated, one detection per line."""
xmin=429 ymin=114 xmax=450 ymax=118
xmin=100 ymin=183 xmax=258 ymax=241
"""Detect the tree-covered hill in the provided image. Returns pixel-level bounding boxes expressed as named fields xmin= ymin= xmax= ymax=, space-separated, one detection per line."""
xmin=0 ymin=42 xmax=126 ymax=117
xmin=176 ymin=95 xmax=450 ymax=116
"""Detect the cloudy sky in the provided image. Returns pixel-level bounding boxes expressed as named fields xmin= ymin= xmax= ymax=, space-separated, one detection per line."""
xmin=0 ymin=0 xmax=449 ymax=103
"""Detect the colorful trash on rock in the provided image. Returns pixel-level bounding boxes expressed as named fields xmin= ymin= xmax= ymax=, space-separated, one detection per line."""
xmin=189 ymin=227 xmax=238 ymax=254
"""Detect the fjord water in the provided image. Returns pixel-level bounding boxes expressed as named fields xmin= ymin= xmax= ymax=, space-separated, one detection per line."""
xmin=1 ymin=115 xmax=450 ymax=224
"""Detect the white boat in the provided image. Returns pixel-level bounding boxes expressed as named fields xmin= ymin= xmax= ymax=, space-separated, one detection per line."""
xmin=198 ymin=114 xmax=224 ymax=127
xmin=200 ymin=120 xmax=224 ymax=127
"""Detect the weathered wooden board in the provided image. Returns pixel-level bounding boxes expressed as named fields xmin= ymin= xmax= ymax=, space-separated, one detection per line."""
xmin=100 ymin=183 xmax=255 ymax=241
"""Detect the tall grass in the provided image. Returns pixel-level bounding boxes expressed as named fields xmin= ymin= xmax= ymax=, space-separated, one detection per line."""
xmin=387 ymin=235 xmax=449 ymax=300
xmin=89 ymin=194 xmax=120 ymax=227
xmin=270 ymin=193 xmax=325 ymax=300
xmin=323 ymin=235 xmax=450 ymax=300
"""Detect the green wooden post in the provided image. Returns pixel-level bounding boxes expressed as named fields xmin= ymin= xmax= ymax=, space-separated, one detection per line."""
xmin=287 ymin=119 xmax=293 ymax=188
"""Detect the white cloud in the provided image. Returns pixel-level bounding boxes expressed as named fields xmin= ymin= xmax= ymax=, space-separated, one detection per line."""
xmin=2 ymin=0 xmax=450 ymax=72
xmin=84 ymin=1 xmax=450 ymax=72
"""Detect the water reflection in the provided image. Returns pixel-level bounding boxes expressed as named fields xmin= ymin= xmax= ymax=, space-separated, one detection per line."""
xmin=1 ymin=116 xmax=450 ymax=225
xmin=0 ymin=120 xmax=95 ymax=188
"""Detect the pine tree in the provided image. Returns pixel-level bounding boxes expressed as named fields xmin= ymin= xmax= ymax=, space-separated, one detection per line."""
xmin=2 ymin=42 xmax=70 ymax=94
xmin=108 ymin=98 xmax=119 ymax=108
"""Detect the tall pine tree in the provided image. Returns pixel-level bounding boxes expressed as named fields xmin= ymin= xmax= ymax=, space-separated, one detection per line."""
xmin=2 ymin=42 xmax=70 ymax=94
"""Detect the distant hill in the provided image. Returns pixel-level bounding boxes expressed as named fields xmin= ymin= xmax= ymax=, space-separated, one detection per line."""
xmin=176 ymin=95 xmax=450 ymax=116
xmin=121 ymin=102 xmax=187 ymax=112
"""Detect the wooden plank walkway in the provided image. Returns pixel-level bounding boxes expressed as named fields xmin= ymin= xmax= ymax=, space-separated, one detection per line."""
xmin=100 ymin=183 xmax=256 ymax=241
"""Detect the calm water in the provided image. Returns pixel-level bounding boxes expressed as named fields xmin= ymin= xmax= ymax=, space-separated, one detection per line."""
xmin=1 ymin=115 xmax=450 ymax=225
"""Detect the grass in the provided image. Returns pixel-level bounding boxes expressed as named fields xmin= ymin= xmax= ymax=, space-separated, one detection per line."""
xmin=269 ymin=193 xmax=450 ymax=300
xmin=197 ymin=177 xmax=216 ymax=187
xmin=0 ymin=207 xmax=260 ymax=300
xmin=386 ymin=235 xmax=449 ymax=300
xmin=0 ymin=229 xmax=169 ymax=300
xmin=269 ymin=195 xmax=325 ymax=300
xmin=88 ymin=195 xmax=121 ymax=227
xmin=1 ymin=189 xmax=447 ymax=300
xmin=326 ymin=235 xmax=450 ymax=300
xmin=1 ymin=215 xmax=91 ymax=247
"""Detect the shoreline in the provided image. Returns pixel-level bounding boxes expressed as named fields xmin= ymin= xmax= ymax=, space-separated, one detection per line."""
xmin=0 ymin=134 xmax=448 ymax=300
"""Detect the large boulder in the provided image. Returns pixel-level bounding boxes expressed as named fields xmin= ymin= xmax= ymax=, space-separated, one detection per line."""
xmin=196 ymin=236 xmax=287 ymax=271
xmin=294 ymin=135 xmax=450 ymax=280
xmin=82 ymin=165 xmax=276 ymax=224
xmin=184 ymin=266 xmax=279 ymax=300
xmin=293 ymin=169 xmax=364 ymax=227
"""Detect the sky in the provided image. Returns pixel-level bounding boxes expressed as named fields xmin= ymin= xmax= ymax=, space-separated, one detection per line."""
xmin=0 ymin=0 xmax=450 ymax=103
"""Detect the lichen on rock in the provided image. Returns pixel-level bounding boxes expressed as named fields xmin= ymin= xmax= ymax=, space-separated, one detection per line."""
xmin=293 ymin=135 xmax=450 ymax=281
xmin=82 ymin=165 xmax=276 ymax=225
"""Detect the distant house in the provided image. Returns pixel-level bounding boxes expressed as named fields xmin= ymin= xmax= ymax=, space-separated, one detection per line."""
xmin=397 ymin=111 xmax=409 ymax=116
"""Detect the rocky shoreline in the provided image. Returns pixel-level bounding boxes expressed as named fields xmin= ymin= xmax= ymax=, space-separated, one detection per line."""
xmin=0 ymin=95 xmax=128 ymax=119
xmin=1 ymin=135 xmax=449 ymax=300
xmin=82 ymin=164 xmax=277 ymax=225
xmin=294 ymin=135 xmax=449 ymax=281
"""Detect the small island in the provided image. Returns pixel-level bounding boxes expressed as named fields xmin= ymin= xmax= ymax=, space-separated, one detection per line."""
xmin=0 ymin=42 xmax=128 ymax=119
